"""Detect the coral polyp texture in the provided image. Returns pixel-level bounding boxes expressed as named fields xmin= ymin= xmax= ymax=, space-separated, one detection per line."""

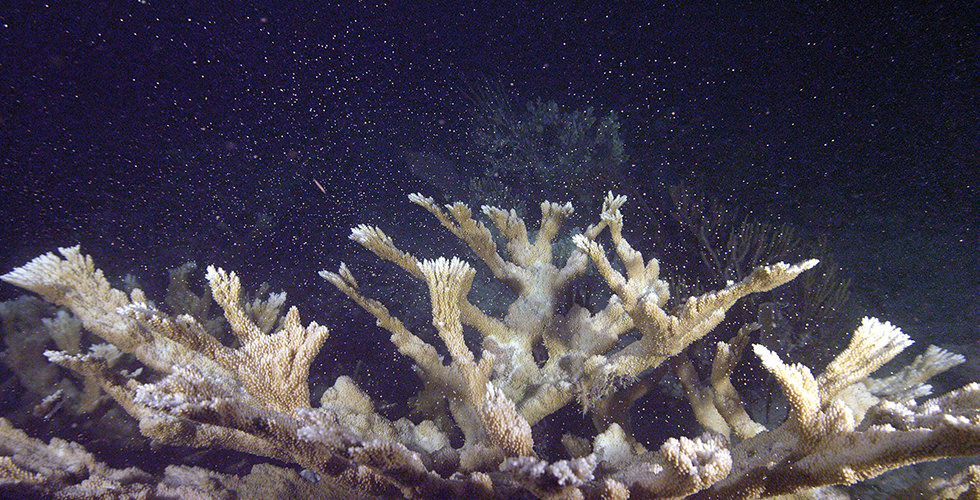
xmin=1 ymin=193 xmax=978 ymax=499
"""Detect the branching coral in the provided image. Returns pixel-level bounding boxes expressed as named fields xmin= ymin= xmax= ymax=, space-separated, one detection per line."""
xmin=1 ymin=193 xmax=977 ymax=500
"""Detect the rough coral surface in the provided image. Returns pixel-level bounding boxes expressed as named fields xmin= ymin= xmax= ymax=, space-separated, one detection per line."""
xmin=1 ymin=194 xmax=978 ymax=500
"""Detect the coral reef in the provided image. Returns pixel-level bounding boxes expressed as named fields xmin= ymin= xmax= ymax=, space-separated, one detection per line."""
xmin=1 ymin=193 xmax=978 ymax=499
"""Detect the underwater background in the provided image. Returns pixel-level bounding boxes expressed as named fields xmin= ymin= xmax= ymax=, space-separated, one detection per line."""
xmin=0 ymin=1 xmax=978 ymax=498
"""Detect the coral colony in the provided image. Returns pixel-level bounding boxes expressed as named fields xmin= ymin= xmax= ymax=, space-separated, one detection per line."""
xmin=1 ymin=193 xmax=978 ymax=499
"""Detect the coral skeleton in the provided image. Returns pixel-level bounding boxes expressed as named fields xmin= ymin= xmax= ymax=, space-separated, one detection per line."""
xmin=1 ymin=193 xmax=978 ymax=499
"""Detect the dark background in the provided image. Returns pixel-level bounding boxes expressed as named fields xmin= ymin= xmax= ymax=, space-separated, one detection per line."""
xmin=2 ymin=1 xmax=976 ymax=273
